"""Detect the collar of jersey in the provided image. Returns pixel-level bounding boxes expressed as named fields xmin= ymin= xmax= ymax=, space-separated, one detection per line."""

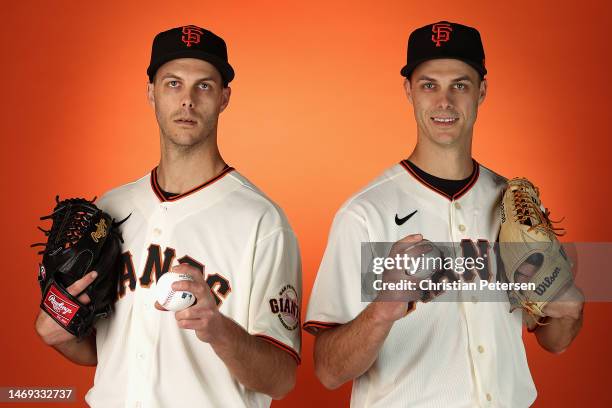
xmin=150 ymin=165 xmax=235 ymax=202
xmin=399 ymin=159 xmax=480 ymax=201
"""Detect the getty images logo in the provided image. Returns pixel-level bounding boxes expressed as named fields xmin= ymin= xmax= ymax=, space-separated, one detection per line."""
xmin=534 ymin=267 xmax=560 ymax=296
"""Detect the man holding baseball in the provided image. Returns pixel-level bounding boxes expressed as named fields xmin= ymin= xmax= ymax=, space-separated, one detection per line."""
xmin=35 ymin=25 xmax=301 ymax=407
xmin=304 ymin=21 xmax=584 ymax=407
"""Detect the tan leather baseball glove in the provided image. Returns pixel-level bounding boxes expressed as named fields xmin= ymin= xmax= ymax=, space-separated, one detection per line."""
xmin=499 ymin=178 xmax=573 ymax=319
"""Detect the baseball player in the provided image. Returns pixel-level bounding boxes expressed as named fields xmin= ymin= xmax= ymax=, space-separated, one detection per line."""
xmin=34 ymin=25 xmax=302 ymax=407
xmin=304 ymin=21 xmax=584 ymax=407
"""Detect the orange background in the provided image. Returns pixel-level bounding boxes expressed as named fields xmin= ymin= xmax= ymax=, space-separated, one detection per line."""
xmin=3 ymin=0 xmax=611 ymax=407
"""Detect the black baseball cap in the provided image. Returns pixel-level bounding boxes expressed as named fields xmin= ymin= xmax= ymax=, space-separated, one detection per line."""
xmin=147 ymin=25 xmax=235 ymax=85
xmin=400 ymin=21 xmax=486 ymax=79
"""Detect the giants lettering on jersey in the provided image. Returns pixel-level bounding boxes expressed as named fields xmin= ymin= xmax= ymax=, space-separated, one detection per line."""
xmin=269 ymin=284 xmax=300 ymax=330
xmin=118 ymin=244 xmax=231 ymax=305
xmin=420 ymin=239 xmax=493 ymax=302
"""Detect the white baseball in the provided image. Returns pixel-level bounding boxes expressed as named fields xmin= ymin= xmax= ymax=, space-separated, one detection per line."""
xmin=155 ymin=272 xmax=196 ymax=311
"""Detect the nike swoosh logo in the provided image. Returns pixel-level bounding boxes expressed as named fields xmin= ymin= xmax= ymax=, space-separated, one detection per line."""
xmin=395 ymin=210 xmax=418 ymax=226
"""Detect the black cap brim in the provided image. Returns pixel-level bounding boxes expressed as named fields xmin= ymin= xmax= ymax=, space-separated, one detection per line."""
xmin=400 ymin=56 xmax=487 ymax=79
xmin=147 ymin=50 xmax=235 ymax=84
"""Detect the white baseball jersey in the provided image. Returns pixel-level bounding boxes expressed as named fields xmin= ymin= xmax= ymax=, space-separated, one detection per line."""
xmin=85 ymin=167 xmax=302 ymax=408
xmin=305 ymin=160 xmax=536 ymax=408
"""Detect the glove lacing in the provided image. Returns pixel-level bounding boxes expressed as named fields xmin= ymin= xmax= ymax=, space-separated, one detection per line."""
xmin=510 ymin=183 xmax=566 ymax=237
xmin=31 ymin=196 xmax=98 ymax=254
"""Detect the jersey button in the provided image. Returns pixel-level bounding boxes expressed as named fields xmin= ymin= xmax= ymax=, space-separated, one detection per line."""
xmin=454 ymin=202 xmax=461 ymax=210
xmin=477 ymin=345 xmax=485 ymax=354
xmin=486 ymin=393 xmax=492 ymax=402
xmin=153 ymin=228 xmax=162 ymax=236
xmin=137 ymin=353 xmax=145 ymax=360
xmin=458 ymin=224 xmax=466 ymax=232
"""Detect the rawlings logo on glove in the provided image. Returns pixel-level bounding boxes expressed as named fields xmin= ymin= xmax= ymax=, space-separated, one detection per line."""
xmin=91 ymin=219 xmax=108 ymax=243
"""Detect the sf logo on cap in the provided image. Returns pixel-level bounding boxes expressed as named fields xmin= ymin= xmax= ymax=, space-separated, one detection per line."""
xmin=431 ymin=23 xmax=452 ymax=47
xmin=181 ymin=25 xmax=204 ymax=47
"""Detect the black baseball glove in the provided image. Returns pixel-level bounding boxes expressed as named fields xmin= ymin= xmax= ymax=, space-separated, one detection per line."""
xmin=32 ymin=196 xmax=128 ymax=338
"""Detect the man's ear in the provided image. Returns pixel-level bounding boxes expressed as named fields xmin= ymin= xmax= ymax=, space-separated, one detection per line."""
xmin=219 ymin=86 xmax=231 ymax=113
xmin=478 ymin=79 xmax=487 ymax=105
xmin=404 ymin=78 xmax=414 ymax=105
xmin=147 ymin=82 xmax=155 ymax=107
